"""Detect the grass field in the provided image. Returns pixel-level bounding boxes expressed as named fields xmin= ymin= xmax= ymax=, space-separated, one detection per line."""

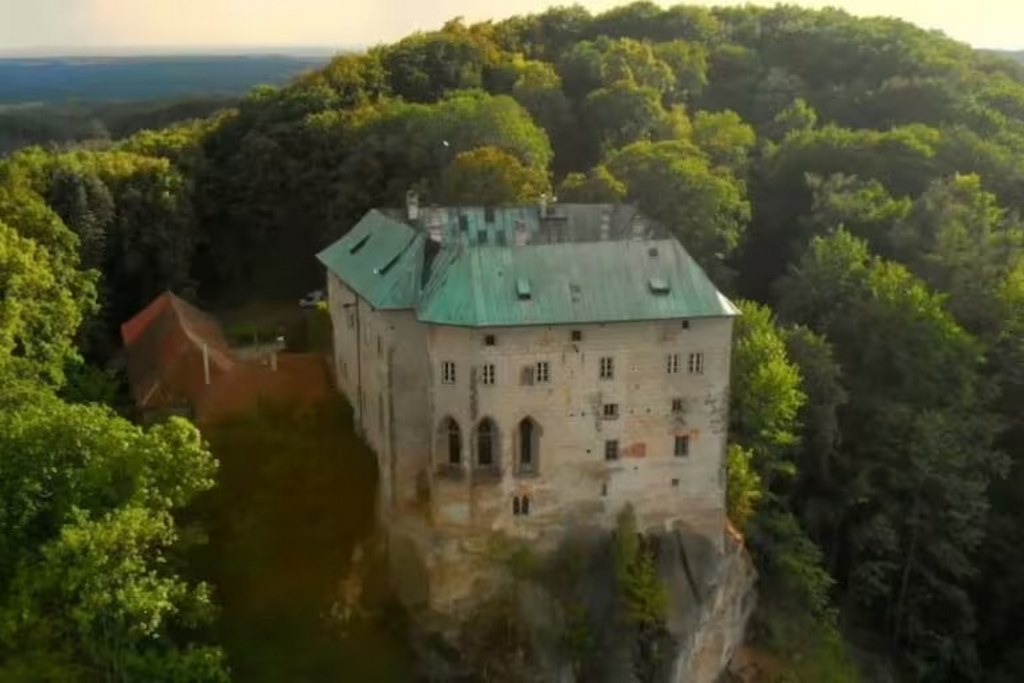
xmin=189 ymin=398 xmax=412 ymax=681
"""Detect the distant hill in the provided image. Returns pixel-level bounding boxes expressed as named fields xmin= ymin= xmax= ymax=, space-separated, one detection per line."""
xmin=0 ymin=55 xmax=329 ymax=104
xmin=987 ymin=49 xmax=1024 ymax=64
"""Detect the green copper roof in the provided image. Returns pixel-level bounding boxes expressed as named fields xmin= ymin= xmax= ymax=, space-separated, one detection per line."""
xmin=416 ymin=239 xmax=737 ymax=326
xmin=318 ymin=205 xmax=738 ymax=326
xmin=316 ymin=210 xmax=423 ymax=309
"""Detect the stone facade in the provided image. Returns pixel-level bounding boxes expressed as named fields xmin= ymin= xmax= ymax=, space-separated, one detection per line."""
xmin=325 ymin=277 xmax=734 ymax=613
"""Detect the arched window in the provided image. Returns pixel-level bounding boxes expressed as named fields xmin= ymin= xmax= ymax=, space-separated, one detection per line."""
xmin=521 ymin=495 xmax=531 ymax=516
xmin=518 ymin=417 xmax=540 ymax=474
xmin=512 ymin=496 xmax=520 ymax=515
xmin=477 ymin=418 xmax=497 ymax=467
xmin=443 ymin=417 xmax=461 ymax=466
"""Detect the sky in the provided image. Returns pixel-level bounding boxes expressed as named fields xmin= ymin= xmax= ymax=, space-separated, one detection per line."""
xmin=0 ymin=0 xmax=1021 ymax=55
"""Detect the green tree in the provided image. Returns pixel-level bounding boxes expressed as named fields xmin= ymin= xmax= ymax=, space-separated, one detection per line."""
xmin=0 ymin=397 xmax=225 ymax=681
xmin=606 ymin=139 xmax=750 ymax=276
xmin=777 ymin=230 xmax=1005 ymax=677
xmin=440 ymin=146 xmax=550 ymax=205
xmin=557 ymin=166 xmax=626 ymax=203
xmin=0 ymin=220 xmax=95 ymax=386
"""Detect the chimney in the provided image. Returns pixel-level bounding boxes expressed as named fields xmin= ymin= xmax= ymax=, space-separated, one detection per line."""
xmin=631 ymin=214 xmax=646 ymax=240
xmin=406 ymin=190 xmax=419 ymax=222
xmin=514 ymin=219 xmax=529 ymax=246
xmin=600 ymin=210 xmax=611 ymax=241
xmin=202 ymin=342 xmax=211 ymax=386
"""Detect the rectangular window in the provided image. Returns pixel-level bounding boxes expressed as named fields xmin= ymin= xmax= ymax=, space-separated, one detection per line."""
xmin=346 ymin=310 xmax=355 ymax=328
xmin=667 ymin=353 xmax=680 ymax=374
xmin=688 ymin=352 xmax=704 ymax=375
xmin=536 ymin=361 xmax=550 ymax=383
xmin=605 ymin=439 xmax=619 ymax=461
xmin=674 ymin=435 xmax=690 ymax=457
xmin=484 ymin=334 xmax=496 ymax=347
xmin=377 ymin=335 xmax=382 ymax=357
xmin=571 ymin=329 xmax=582 ymax=342
xmin=671 ymin=398 xmax=684 ymax=414
xmin=520 ymin=366 xmax=535 ymax=385
xmin=481 ymin=363 xmax=495 ymax=385
xmin=681 ymin=320 xmax=690 ymax=330
xmin=442 ymin=361 xmax=456 ymax=384
xmin=341 ymin=361 xmax=348 ymax=378
xmin=599 ymin=356 xmax=614 ymax=380
xmin=602 ymin=403 xmax=619 ymax=420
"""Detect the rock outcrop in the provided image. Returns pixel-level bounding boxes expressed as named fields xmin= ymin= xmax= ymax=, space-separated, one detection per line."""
xmin=387 ymin=521 xmax=756 ymax=683
xmin=664 ymin=524 xmax=756 ymax=683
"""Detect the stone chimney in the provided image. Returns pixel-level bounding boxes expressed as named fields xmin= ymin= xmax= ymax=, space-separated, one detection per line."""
xmin=514 ymin=219 xmax=529 ymax=246
xmin=406 ymin=190 xmax=419 ymax=222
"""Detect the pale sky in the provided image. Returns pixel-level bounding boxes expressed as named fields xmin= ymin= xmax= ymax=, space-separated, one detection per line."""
xmin=0 ymin=0 xmax=1021 ymax=55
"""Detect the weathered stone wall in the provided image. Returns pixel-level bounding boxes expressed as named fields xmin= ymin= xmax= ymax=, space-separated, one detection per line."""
xmin=425 ymin=317 xmax=734 ymax=562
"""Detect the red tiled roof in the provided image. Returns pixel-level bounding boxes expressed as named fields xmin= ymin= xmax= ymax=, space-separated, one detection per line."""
xmin=194 ymin=353 xmax=331 ymax=425
xmin=121 ymin=292 xmax=235 ymax=411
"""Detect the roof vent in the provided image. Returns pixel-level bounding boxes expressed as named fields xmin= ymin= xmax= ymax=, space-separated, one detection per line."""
xmin=406 ymin=190 xmax=419 ymax=221
xmin=516 ymin=278 xmax=532 ymax=300
xmin=648 ymin=277 xmax=670 ymax=295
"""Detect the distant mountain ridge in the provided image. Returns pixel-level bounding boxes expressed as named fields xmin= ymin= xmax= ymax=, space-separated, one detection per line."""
xmin=0 ymin=54 xmax=330 ymax=104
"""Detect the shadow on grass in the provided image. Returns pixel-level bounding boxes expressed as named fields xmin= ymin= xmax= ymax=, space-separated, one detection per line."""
xmin=188 ymin=397 xmax=413 ymax=682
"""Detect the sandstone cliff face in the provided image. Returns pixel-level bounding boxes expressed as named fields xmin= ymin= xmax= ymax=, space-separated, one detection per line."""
xmin=664 ymin=525 xmax=756 ymax=683
xmin=385 ymin=521 xmax=756 ymax=683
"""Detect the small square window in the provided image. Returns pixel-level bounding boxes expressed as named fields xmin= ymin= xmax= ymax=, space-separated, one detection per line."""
xmin=571 ymin=329 xmax=582 ymax=342
xmin=605 ymin=439 xmax=619 ymax=461
xmin=442 ymin=361 xmax=456 ymax=384
xmin=674 ymin=435 xmax=690 ymax=457
xmin=671 ymin=398 xmax=684 ymax=413
xmin=602 ymin=403 xmax=619 ymax=420
xmin=681 ymin=320 xmax=690 ymax=330
xmin=688 ymin=352 xmax=704 ymax=375
xmin=671 ymin=478 xmax=679 ymax=487
xmin=666 ymin=353 xmax=680 ymax=374
xmin=536 ymin=361 xmax=550 ymax=383
xmin=481 ymin=363 xmax=495 ymax=385
xmin=484 ymin=334 xmax=496 ymax=346
xmin=599 ymin=356 xmax=614 ymax=380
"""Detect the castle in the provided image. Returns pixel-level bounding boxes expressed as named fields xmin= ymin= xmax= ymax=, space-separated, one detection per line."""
xmin=317 ymin=195 xmax=738 ymax=612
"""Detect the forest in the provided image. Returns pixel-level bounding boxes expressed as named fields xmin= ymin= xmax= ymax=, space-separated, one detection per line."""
xmin=1 ymin=2 xmax=1023 ymax=681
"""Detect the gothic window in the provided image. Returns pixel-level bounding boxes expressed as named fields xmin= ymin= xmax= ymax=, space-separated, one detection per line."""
xmin=518 ymin=417 xmax=539 ymax=474
xmin=442 ymin=417 xmax=462 ymax=466
xmin=477 ymin=417 xmax=497 ymax=467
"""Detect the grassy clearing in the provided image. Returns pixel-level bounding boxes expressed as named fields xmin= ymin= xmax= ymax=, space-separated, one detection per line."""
xmin=188 ymin=398 xmax=411 ymax=682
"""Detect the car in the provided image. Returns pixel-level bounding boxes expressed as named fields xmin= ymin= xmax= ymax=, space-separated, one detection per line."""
xmin=299 ymin=289 xmax=325 ymax=308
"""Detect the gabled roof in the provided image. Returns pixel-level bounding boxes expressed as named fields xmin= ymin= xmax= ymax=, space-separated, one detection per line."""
xmin=121 ymin=292 xmax=235 ymax=409
xmin=317 ymin=204 xmax=738 ymax=328
xmin=316 ymin=210 xmax=423 ymax=309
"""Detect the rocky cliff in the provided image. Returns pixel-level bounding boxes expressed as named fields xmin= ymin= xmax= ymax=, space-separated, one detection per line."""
xmin=378 ymin=520 xmax=757 ymax=682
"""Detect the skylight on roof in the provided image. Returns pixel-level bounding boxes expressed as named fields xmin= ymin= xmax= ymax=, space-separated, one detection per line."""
xmin=648 ymin=277 xmax=670 ymax=295
xmin=349 ymin=233 xmax=371 ymax=254
xmin=516 ymin=278 xmax=532 ymax=300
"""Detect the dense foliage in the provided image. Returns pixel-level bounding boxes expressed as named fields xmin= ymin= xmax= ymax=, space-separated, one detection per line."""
xmin=3 ymin=2 xmax=1024 ymax=680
